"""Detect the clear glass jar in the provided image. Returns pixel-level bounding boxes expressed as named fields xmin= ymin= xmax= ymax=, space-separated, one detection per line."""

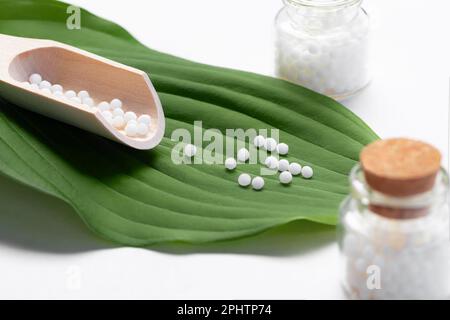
xmin=275 ymin=0 xmax=371 ymax=100
xmin=338 ymin=165 xmax=450 ymax=299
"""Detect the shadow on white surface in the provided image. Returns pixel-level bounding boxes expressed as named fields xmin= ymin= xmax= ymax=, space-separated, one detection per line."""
xmin=0 ymin=173 xmax=112 ymax=253
xmin=0 ymin=173 xmax=336 ymax=256
xmin=152 ymin=221 xmax=336 ymax=257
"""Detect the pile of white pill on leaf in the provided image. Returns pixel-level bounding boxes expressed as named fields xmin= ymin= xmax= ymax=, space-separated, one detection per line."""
xmin=225 ymin=135 xmax=314 ymax=191
xmin=26 ymin=73 xmax=152 ymax=138
xmin=183 ymin=136 xmax=314 ymax=191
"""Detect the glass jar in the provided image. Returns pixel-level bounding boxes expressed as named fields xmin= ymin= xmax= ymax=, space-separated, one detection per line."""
xmin=338 ymin=165 xmax=450 ymax=299
xmin=275 ymin=0 xmax=371 ymax=100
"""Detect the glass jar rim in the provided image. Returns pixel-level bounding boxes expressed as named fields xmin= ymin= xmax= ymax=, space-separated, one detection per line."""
xmin=349 ymin=164 xmax=449 ymax=211
xmin=283 ymin=0 xmax=362 ymax=8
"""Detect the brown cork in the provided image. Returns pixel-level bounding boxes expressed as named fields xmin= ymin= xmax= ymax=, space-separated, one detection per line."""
xmin=360 ymin=138 xmax=441 ymax=219
xmin=361 ymin=138 xmax=441 ymax=197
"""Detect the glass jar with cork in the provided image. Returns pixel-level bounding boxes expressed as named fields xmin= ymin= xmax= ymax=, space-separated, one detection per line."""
xmin=338 ymin=138 xmax=450 ymax=299
xmin=275 ymin=0 xmax=371 ymax=100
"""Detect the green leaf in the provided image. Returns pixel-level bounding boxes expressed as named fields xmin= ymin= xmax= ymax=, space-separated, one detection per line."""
xmin=0 ymin=0 xmax=378 ymax=246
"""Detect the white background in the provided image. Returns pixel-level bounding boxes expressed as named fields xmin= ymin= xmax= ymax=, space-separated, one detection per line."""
xmin=0 ymin=0 xmax=449 ymax=299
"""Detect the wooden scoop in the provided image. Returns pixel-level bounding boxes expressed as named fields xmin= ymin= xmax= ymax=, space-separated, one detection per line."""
xmin=0 ymin=34 xmax=165 ymax=150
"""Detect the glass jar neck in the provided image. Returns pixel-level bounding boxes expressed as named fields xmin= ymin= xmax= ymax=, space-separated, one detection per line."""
xmin=349 ymin=165 xmax=449 ymax=220
xmin=284 ymin=0 xmax=361 ymax=7
xmin=284 ymin=0 xmax=363 ymax=30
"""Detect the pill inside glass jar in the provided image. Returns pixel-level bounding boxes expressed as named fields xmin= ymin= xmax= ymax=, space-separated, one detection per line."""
xmin=275 ymin=0 xmax=371 ymax=100
xmin=338 ymin=139 xmax=450 ymax=300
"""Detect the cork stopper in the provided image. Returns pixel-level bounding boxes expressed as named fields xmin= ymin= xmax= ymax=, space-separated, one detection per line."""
xmin=360 ymin=138 xmax=441 ymax=219
xmin=361 ymin=138 xmax=441 ymax=197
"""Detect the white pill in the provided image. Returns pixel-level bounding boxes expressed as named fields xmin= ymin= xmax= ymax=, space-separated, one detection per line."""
xmin=237 ymin=148 xmax=250 ymax=162
xmin=113 ymin=108 xmax=124 ymax=117
xmin=277 ymin=143 xmax=289 ymax=155
xmin=98 ymin=101 xmax=111 ymax=111
xmin=137 ymin=123 xmax=149 ymax=136
xmin=308 ymin=43 xmax=320 ymax=55
xmin=127 ymin=119 xmax=137 ymax=127
xmin=252 ymin=176 xmax=265 ymax=191
xmin=112 ymin=116 xmax=125 ymax=129
xmin=78 ymin=90 xmax=89 ymax=100
xmin=70 ymin=96 xmax=82 ymax=104
xmin=343 ymin=234 xmax=360 ymax=256
xmin=362 ymin=246 xmax=374 ymax=260
xmin=125 ymin=122 xmax=138 ymax=137
xmin=289 ymin=162 xmax=302 ymax=176
xmin=101 ymin=110 xmax=113 ymax=119
xmin=53 ymin=91 xmax=64 ymax=98
xmin=30 ymin=83 xmax=39 ymax=90
xmin=124 ymin=111 xmax=137 ymax=122
xmin=302 ymin=166 xmax=314 ymax=179
xmin=265 ymin=156 xmax=279 ymax=170
xmin=238 ymin=173 xmax=252 ymax=187
xmin=110 ymin=98 xmax=122 ymax=109
xmin=278 ymin=159 xmax=290 ymax=172
xmin=102 ymin=112 xmax=113 ymax=124
xmin=355 ymin=258 xmax=367 ymax=273
xmin=253 ymin=135 xmax=266 ymax=148
xmin=65 ymin=90 xmax=76 ymax=99
xmin=51 ymin=84 xmax=63 ymax=93
xmin=264 ymin=138 xmax=277 ymax=152
xmin=138 ymin=114 xmax=152 ymax=125
xmin=224 ymin=158 xmax=237 ymax=170
xmin=39 ymin=80 xmax=51 ymax=90
xmin=82 ymin=97 xmax=94 ymax=108
xmin=184 ymin=144 xmax=197 ymax=157
xmin=279 ymin=171 xmax=293 ymax=184
xmin=29 ymin=73 xmax=42 ymax=85
xmin=41 ymin=88 xmax=52 ymax=95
